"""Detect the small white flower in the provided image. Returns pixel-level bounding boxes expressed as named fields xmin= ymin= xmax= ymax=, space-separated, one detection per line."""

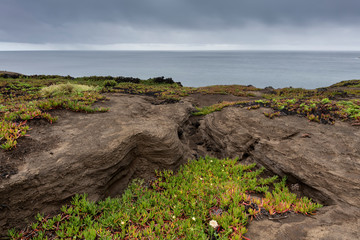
xmin=192 ymin=217 xmax=196 ymax=221
xmin=200 ymin=177 xmax=203 ymax=180
xmin=210 ymin=183 xmax=213 ymax=186
xmin=172 ymin=215 xmax=176 ymax=219
xmin=210 ymin=160 xmax=213 ymax=163
xmin=209 ymin=220 xmax=219 ymax=229
xmin=121 ymin=221 xmax=125 ymax=225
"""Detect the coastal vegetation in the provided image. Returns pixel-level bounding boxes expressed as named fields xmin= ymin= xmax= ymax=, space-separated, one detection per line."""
xmin=0 ymin=74 xmax=259 ymax=150
xmin=8 ymin=156 xmax=322 ymax=240
xmin=1 ymin=73 xmax=359 ymax=149
xmin=194 ymin=97 xmax=360 ymax=124
xmin=2 ymin=73 xmax=358 ymax=239
xmin=192 ymin=85 xmax=360 ymax=124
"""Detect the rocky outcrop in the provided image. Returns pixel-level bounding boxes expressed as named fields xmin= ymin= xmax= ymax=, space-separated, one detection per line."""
xmin=1 ymin=94 xmax=360 ymax=239
xmin=0 ymin=94 xmax=194 ymax=235
xmin=192 ymin=107 xmax=360 ymax=239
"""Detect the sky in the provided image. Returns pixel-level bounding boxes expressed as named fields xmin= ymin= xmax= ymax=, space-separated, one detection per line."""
xmin=1 ymin=0 xmax=360 ymax=51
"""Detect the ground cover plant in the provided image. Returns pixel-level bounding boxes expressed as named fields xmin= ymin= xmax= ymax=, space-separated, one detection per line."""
xmin=329 ymin=79 xmax=360 ymax=88
xmin=260 ymin=98 xmax=360 ymax=123
xmin=109 ymin=82 xmax=196 ymax=101
xmin=193 ymin=101 xmax=250 ymax=116
xmin=191 ymin=80 xmax=359 ymax=121
xmin=262 ymin=84 xmax=360 ymax=100
xmin=193 ymin=97 xmax=360 ymax=123
xmin=8 ymin=156 xmax=322 ymax=240
xmin=196 ymin=85 xmax=259 ymax=97
xmin=193 ymin=92 xmax=360 ymax=124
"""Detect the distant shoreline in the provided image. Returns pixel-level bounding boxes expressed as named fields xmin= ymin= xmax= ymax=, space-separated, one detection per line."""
xmin=1 ymin=51 xmax=360 ymax=89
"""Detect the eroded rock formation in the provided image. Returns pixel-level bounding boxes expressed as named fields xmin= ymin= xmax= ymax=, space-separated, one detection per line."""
xmin=0 ymin=94 xmax=194 ymax=235
xmin=192 ymin=107 xmax=360 ymax=239
xmin=1 ymin=93 xmax=359 ymax=239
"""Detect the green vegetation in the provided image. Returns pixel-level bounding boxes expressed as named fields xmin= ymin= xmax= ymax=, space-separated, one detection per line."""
xmin=329 ymin=79 xmax=360 ymax=88
xmin=2 ymin=74 xmax=359 ymax=150
xmin=260 ymin=98 xmax=360 ymax=123
xmin=39 ymin=83 xmax=98 ymax=97
xmin=9 ymin=157 xmax=322 ymax=240
xmin=109 ymin=82 xmax=196 ymax=101
xmin=3 ymin=74 xmax=338 ymax=239
xmin=193 ymin=83 xmax=360 ymax=124
xmin=0 ymin=75 xmax=259 ymax=150
xmin=263 ymin=85 xmax=360 ymax=100
xmin=193 ymin=101 xmax=247 ymax=116
xmin=194 ymin=97 xmax=360 ymax=123
xmin=197 ymin=85 xmax=259 ymax=96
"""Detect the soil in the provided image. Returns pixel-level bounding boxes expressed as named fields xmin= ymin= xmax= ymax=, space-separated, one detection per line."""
xmin=0 ymin=93 xmax=359 ymax=239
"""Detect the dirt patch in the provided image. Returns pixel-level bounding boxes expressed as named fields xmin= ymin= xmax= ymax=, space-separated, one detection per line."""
xmin=0 ymin=118 xmax=60 ymax=179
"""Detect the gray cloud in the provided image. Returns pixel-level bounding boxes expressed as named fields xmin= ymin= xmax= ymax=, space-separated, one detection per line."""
xmin=1 ymin=0 xmax=360 ymax=49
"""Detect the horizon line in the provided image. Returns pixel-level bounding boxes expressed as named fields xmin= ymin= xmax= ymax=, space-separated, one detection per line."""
xmin=1 ymin=42 xmax=360 ymax=52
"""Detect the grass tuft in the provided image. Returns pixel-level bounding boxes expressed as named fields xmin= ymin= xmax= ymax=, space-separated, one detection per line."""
xmin=40 ymin=83 xmax=98 ymax=97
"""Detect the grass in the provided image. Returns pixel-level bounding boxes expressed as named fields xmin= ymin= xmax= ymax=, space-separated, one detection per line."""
xmin=39 ymin=83 xmax=98 ymax=97
xmin=193 ymin=101 xmax=250 ymax=116
xmin=8 ymin=156 xmax=322 ymax=240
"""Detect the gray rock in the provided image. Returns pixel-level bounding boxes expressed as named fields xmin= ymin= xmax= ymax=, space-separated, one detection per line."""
xmin=196 ymin=107 xmax=360 ymax=239
xmin=0 ymin=94 xmax=194 ymax=235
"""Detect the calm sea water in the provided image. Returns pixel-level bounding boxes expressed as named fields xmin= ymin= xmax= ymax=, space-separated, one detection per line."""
xmin=0 ymin=50 xmax=360 ymax=88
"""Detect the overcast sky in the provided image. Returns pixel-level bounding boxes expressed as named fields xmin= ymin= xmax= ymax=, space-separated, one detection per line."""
xmin=1 ymin=0 xmax=360 ymax=50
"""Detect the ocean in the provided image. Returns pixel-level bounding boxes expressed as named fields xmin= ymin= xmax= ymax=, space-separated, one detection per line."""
xmin=0 ymin=50 xmax=359 ymax=89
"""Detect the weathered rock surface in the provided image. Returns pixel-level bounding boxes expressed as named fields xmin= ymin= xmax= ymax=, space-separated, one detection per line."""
xmin=0 ymin=94 xmax=194 ymax=235
xmin=1 ymin=94 xmax=360 ymax=239
xmin=191 ymin=107 xmax=360 ymax=239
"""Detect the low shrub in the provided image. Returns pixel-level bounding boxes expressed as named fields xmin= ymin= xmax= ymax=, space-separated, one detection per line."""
xmin=103 ymin=80 xmax=117 ymax=88
xmin=40 ymin=83 xmax=97 ymax=97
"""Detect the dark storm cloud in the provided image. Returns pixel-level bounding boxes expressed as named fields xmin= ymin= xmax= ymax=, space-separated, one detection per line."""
xmin=1 ymin=0 xmax=360 ymax=47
